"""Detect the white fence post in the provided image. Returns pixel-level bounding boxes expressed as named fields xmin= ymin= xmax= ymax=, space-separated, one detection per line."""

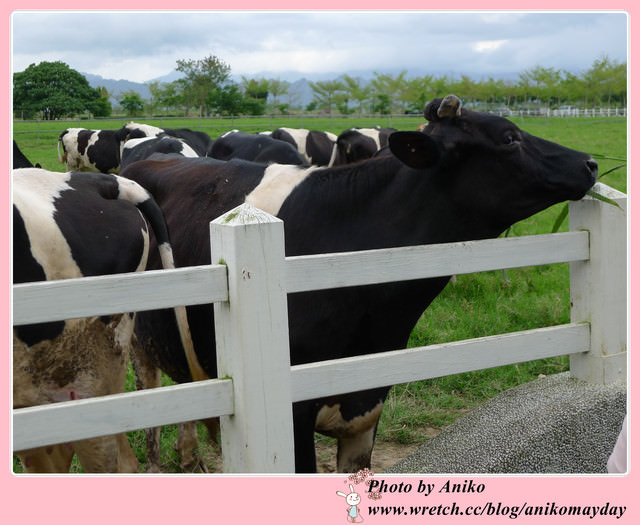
xmin=569 ymin=183 xmax=627 ymax=384
xmin=209 ymin=203 xmax=295 ymax=472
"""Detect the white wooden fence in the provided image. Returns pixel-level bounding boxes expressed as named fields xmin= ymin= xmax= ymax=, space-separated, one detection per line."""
xmin=12 ymin=183 xmax=627 ymax=473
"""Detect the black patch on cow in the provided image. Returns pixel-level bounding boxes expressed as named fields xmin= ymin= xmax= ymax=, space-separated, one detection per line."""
xmin=305 ymin=131 xmax=335 ymax=166
xmin=162 ymin=128 xmax=212 ymax=156
xmin=76 ymin=130 xmax=92 ymax=155
xmin=12 ymin=205 xmax=65 ymax=345
xmin=54 ymin=173 xmax=148 ymax=277
xmin=86 ymin=131 xmax=122 ymax=173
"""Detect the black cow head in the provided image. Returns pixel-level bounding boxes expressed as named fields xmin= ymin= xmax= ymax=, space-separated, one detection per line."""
xmin=389 ymin=95 xmax=597 ymax=231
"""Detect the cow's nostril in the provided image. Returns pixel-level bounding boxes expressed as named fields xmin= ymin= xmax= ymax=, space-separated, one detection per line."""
xmin=586 ymin=158 xmax=598 ymax=177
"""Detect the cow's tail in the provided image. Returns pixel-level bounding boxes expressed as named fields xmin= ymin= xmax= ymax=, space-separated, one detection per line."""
xmin=115 ymin=176 xmax=210 ymax=383
xmin=327 ymin=142 xmax=338 ymax=167
xmin=57 ymin=134 xmax=66 ymax=164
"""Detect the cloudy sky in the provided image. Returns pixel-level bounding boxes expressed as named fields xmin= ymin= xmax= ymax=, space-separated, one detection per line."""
xmin=11 ymin=10 xmax=628 ymax=84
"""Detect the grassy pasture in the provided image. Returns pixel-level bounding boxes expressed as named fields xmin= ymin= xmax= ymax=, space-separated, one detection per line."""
xmin=12 ymin=116 xmax=627 ymax=472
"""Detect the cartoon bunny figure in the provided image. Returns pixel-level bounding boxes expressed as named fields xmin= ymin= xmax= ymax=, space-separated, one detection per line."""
xmin=336 ymin=484 xmax=364 ymax=522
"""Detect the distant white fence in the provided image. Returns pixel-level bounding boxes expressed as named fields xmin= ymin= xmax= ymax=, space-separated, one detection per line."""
xmin=12 ymin=183 xmax=627 ymax=473
xmin=13 ymin=107 xmax=628 ymax=139
xmin=496 ymin=108 xmax=627 ymax=118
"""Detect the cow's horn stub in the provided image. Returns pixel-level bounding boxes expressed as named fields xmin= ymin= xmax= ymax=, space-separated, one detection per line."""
xmin=437 ymin=95 xmax=462 ymax=118
xmin=424 ymin=95 xmax=462 ymax=122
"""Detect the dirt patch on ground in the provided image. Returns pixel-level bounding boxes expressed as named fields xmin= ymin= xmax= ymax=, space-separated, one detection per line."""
xmin=316 ymin=426 xmax=442 ymax=474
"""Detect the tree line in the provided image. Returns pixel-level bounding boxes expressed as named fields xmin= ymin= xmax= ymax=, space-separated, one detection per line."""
xmin=13 ymin=54 xmax=626 ymax=120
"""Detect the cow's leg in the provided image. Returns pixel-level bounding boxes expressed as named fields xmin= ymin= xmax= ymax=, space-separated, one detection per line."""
xmin=71 ymin=315 xmax=138 ymax=473
xmin=16 ymin=444 xmax=74 ymax=473
xmin=117 ymin=433 xmax=140 ymax=472
xmin=202 ymin=417 xmax=220 ymax=443
xmin=315 ymin=396 xmax=384 ymax=474
xmin=294 ymin=403 xmax=318 ymax=473
xmin=74 ymin=434 xmax=138 ymax=473
xmin=337 ymin=425 xmax=378 ymax=473
xmin=175 ymin=421 xmax=203 ymax=471
xmin=130 ymin=338 xmax=163 ymax=472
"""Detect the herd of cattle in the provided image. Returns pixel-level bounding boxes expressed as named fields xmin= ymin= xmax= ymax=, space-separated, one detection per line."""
xmin=13 ymin=95 xmax=598 ymax=474
xmin=55 ymin=121 xmax=397 ymax=175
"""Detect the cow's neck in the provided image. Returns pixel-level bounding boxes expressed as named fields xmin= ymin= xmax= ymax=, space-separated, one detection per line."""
xmin=281 ymin=156 xmax=505 ymax=256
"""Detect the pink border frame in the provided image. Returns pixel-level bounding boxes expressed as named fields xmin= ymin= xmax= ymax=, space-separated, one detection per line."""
xmin=5 ymin=5 xmax=635 ymax=523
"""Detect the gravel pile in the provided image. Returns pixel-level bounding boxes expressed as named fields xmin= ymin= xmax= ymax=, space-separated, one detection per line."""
xmin=386 ymin=372 xmax=626 ymax=474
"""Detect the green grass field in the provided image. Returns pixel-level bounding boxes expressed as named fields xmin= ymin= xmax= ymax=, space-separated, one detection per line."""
xmin=12 ymin=115 xmax=627 ymax=473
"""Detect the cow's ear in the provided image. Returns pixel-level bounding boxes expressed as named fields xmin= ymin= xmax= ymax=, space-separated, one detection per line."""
xmin=388 ymin=131 xmax=440 ymax=169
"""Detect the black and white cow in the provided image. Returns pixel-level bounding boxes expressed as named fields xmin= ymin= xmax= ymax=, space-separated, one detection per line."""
xmin=13 ymin=168 xmax=201 ymax=473
xmin=120 ymin=135 xmax=200 ymax=171
xmin=57 ymin=128 xmax=127 ymax=173
xmin=269 ymin=127 xmax=337 ymax=166
xmin=120 ymin=95 xmax=597 ymax=473
xmin=121 ymin=122 xmax=213 ymax=156
xmin=328 ymin=126 xmax=397 ymax=166
xmin=207 ymin=130 xmax=308 ymax=165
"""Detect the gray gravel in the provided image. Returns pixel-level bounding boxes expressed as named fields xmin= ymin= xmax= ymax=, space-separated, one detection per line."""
xmin=386 ymin=372 xmax=626 ymax=474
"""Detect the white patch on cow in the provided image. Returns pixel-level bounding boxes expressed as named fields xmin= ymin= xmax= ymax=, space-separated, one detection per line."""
xmin=337 ymin=425 xmax=378 ymax=473
xmin=327 ymin=143 xmax=339 ymax=167
xmin=280 ymin=127 xmax=310 ymax=159
xmin=115 ymin=175 xmax=153 ymax=205
xmin=121 ymin=135 xmax=155 ymax=155
xmin=220 ymin=129 xmax=239 ymax=138
xmin=352 ymin=127 xmax=383 ymax=149
xmin=177 ymin=141 xmax=199 ymax=158
xmin=156 ymin=242 xmax=175 ymax=271
xmin=125 ymin=122 xmax=164 ymax=138
xmin=315 ymin=401 xmax=384 ymax=438
xmin=245 ymin=163 xmax=317 ymax=216
xmin=13 ymin=169 xmax=82 ymax=281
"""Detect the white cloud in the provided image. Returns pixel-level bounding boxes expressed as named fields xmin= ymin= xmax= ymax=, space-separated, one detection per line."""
xmin=473 ymin=40 xmax=508 ymax=53
xmin=11 ymin=11 xmax=628 ymax=83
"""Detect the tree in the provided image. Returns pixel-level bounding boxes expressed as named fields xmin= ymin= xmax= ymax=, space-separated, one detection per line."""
xmin=176 ymin=55 xmax=231 ymax=116
xmin=268 ymin=78 xmax=290 ymax=106
xmin=241 ymin=77 xmax=269 ymax=114
xmin=310 ymin=79 xmax=345 ymax=114
xmin=401 ymin=75 xmax=433 ymax=113
xmin=582 ymin=55 xmax=627 ymax=107
xmin=13 ymin=61 xmax=101 ymax=119
xmin=209 ymin=83 xmax=266 ymax=116
xmin=370 ymin=71 xmax=408 ymax=113
xmin=119 ymin=90 xmax=144 ymax=116
xmin=90 ymin=86 xmax=112 ymax=117
xmin=340 ymin=74 xmax=371 ymax=114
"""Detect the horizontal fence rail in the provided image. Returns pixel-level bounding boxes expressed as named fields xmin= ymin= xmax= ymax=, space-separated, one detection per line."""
xmin=13 ymin=232 xmax=588 ymax=326
xmin=13 ymin=264 xmax=228 ymax=326
xmin=14 ymin=379 xmax=234 ymax=452
xmin=290 ymin=323 xmax=590 ymax=402
xmin=286 ymin=231 xmax=589 ymax=293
